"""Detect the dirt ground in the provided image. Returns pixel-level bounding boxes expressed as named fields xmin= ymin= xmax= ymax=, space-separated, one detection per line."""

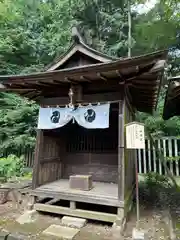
xmin=0 ymin=202 xmax=170 ymax=240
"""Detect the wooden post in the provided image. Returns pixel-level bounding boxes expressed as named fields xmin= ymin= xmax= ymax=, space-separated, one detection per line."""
xmin=32 ymin=130 xmax=44 ymax=189
xmin=118 ymin=101 xmax=125 ymax=201
xmin=70 ymin=201 xmax=76 ymax=210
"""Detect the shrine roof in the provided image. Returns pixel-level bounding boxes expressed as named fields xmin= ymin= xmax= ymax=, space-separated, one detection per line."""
xmin=163 ymin=76 xmax=180 ymax=120
xmin=0 ymin=27 xmax=168 ymax=113
xmin=0 ymin=50 xmax=167 ymax=113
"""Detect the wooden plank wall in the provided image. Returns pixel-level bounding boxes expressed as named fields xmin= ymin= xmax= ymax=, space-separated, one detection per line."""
xmin=38 ymin=132 xmax=65 ymax=185
xmin=63 ymin=153 xmax=118 ymax=183
xmin=62 ymin=104 xmax=118 ymax=183
xmin=124 ymin=99 xmax=136 ymax=196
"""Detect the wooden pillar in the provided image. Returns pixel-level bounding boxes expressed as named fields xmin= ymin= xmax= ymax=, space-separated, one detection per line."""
xmin=118 ymin=101 xmax=125 ymax=201
xmin=32 ymin=129 xmax=44 ymax=189
xmin=70 ymin=201 xmax=76 ymax=210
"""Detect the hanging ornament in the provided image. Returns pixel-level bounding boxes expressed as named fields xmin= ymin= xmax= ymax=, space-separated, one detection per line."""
xmin=68 ymin=87 xmax=75 ymax=109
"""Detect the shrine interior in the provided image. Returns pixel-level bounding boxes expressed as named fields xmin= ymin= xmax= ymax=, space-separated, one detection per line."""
xmin=40 ymin=103 xmax=118 ymax=185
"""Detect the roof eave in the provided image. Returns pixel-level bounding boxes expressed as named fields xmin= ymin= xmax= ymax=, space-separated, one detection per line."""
xmin=163 ymin=77 xmax=180 ymax=120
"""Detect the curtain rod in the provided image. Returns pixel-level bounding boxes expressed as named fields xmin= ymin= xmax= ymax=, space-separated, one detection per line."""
xmin=42 ymin=100 xmax=122 ymax=108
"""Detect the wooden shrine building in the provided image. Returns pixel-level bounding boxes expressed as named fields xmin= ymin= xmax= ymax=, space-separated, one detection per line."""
xmin=0 ymin=28 xmax=167 ymax=225
xmin=163 ymin=76 xmax=180 ymax=120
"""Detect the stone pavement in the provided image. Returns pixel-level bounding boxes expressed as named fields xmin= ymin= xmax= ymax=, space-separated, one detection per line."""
xmin=43 ymin=224 xmax=80 ymax=239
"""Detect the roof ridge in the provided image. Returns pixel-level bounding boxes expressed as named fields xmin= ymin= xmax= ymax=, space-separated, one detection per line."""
xmin=44 ymin=27 xmax=118 ymax=71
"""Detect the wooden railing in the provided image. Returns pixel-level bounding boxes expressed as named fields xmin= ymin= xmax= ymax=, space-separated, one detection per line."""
xmin=137 ymin=137 xmax=180 ymax=176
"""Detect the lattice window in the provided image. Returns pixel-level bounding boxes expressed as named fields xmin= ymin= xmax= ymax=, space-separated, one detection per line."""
xmin=66 ymin=128 xmax=118 ymax=153
xmin=66 ymin=108 xmax=118 ymax=153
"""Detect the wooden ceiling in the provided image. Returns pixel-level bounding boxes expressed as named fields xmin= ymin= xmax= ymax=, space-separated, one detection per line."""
xmin=163 ymin=76 xmax=180 ymax=120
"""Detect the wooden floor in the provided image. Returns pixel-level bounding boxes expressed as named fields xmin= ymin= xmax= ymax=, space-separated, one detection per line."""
xmin=31 ymin=179 xmax=123 ymax=207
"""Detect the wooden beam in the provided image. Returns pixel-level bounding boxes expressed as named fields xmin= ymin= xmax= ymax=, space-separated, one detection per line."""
xmin=29 ymin=93 xmax=42 ymax=101
xmin=37 ymin=81 xmax=63 ymax=86
xmin=150 ymin=60 xmax=166 ymax=73
xmin=97 ymin=73 xmax=108 ymax=81
xmin=65 ymin=77 xmax=79 ymax=84
xmin=125 ymin=92 xmax=136 ymax=115
xmin=80 ymin=76 xmax=91 ymax=82
xmin=40 ymin=92 xmax=122 ymax=106
xmin=21 ymin=90 xmax=36 ymax=98
xmin=116 ymin=70 xmax=125 ymax=83
xmin=53 ymin=80 xmax=68 ymax=85
xmin=131 ymin=93 xmax=158 ymax=100
xmin=34 ymin=203 xmax=117 ymax=223
xmin=124 ymin=63 xmax=156 ymax=83
xmin=31 ymin=188 xmax=123 ymax=207
xmin=25 ymin=80 xmax=66 ymax=88
xmin=0 ymin=82 xmax=36 ymax=91
xmin=130 ymin=84 xmax=159 ymax=90
xmin=0 ymin=88 xmax=36 ymax=92
xmin=118 ymin=100 xmax=125 ymax=201
xmin=46 ymin=198 xmax=61 ymax=205
xmin=127 ymin=79 xmax=159 ymax=85
xmin=32 ymin=130 xmax=44 ymax=189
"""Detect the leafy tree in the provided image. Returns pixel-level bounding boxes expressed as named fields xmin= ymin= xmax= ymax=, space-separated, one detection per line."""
xmin=132 ymin=1 xmax=180 ymax=74
xmin=0 ymin=93 xmax=38 ymax=155
xmin=73 ymin=0 xmax=132 ymax=57
xmin=133 ymin=1 xmax=180 ymax=136
xmin=0 ymin=0 xmax=73 ymax=75
xmin=137 ymin=89 xmax=180 ymax=137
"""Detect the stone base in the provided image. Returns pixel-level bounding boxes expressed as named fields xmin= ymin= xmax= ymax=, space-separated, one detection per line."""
xmin=43 ymin=224 xmax=80 ymax=240
xmin=132 ymin=228 xmax=147 ymax=240
xmin=62 ymin=216 xmax=87 ymax=228
xmin=16 ymin=210 xmax=37 ymax=225
xmin=7 ymin=233 xmax=28 ymax=240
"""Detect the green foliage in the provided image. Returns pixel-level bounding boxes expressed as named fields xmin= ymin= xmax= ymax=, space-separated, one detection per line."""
xmin=166 ymin=156 xmax=180 ymax=161
xmin=23 ymin=170 xmax=33 ymax=180
xmin=0 ymin=155 xmax=24 ymax=182
xmin=139 ymin=172 xmax=172 ymax=206
xmin=0 ymin=0 xmax=74 ymax=75
xmin=132 ymin=1 xmax=180 ymax=75
xmin=137 ymin=89 xmax=180 ymax=136
xmin=144 ymin=172 xmax=171 ymax=188
xmin=73 ymin=0 xmax=133 ymax=57
xmin=0 ymin=93 xmax=38 ymax=155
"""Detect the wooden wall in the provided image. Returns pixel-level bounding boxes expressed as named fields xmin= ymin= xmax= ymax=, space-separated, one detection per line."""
xmin=38 ymin=132 xmax=66 ymax=186
xmin=63 ymin=153 xmax=117 ymax=183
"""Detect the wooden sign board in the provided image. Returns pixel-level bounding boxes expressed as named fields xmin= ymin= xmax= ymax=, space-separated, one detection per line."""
xmin=125 ymin=122 xmax=145 ymax=149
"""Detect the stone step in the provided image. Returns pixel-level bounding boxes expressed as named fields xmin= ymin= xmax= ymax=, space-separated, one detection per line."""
xmin=43 ymin=224 xmax=80 ymax=240
xmin=61 ymin=216 xmax=87 ymax=229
